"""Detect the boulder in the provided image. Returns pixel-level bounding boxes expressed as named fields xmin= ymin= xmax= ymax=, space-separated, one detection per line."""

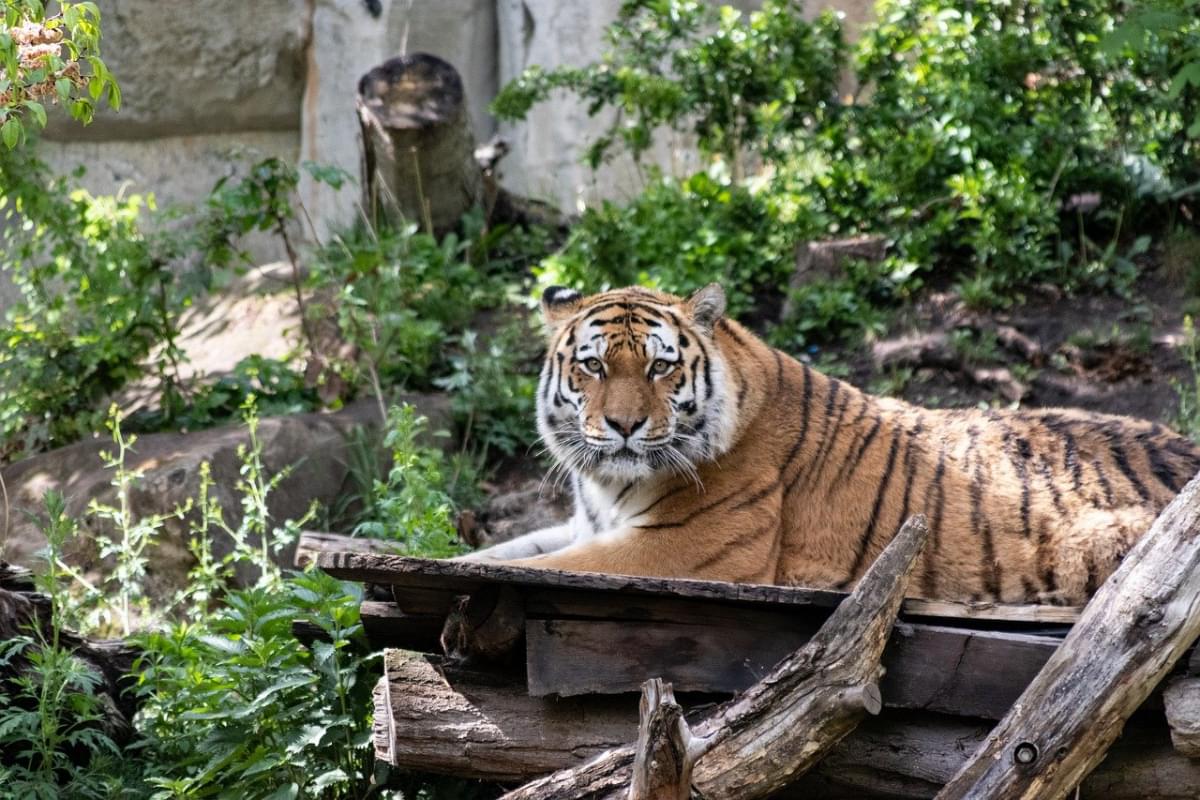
xmin=0 ymin=394 xmax=452 ymax=596
xmin=42 ymin=0 xmax=309 ymax=141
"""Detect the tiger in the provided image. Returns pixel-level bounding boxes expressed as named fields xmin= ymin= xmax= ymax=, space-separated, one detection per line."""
xmin=460 ymin=283 xmax=1200 ymax=604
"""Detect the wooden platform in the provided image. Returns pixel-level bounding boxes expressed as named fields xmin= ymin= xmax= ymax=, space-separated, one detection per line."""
xmin=313 ymin=546 xmax=1082 ymax=718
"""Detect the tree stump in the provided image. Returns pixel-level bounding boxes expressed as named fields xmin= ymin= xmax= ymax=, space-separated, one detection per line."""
xmin=937 ymin=469 xmax=1200 ymax=798
xmin=357 ymin=53 xmax=484 ymax=235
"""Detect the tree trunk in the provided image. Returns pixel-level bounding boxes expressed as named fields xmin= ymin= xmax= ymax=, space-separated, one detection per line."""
xmin=357 ymin=53 xmax=483 ymax=236
xmin=501 ymin=514 xmax=929 ymax=799
xmin=937 ymin=470 xmax=1200 ymax=799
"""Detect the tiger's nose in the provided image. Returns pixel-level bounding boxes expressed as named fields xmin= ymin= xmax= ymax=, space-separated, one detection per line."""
xmin=605 ymin=416 xmax=647 ymax=438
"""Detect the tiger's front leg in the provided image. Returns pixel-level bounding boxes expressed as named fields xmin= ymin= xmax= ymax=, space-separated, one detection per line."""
xmin=453 ymin=523 xmax=575 ymax=563
xmin=500 ymin=521 xmax=780 ymax=584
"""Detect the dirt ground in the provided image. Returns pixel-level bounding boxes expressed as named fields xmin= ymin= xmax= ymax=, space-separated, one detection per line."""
xmin=832 ymin=268 xmax=1194 ymax=426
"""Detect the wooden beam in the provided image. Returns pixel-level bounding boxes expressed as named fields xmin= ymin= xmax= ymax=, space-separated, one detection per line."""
xmin=501 ymin=514 xmax=929 ymax=799
xmin=316 ymin=550 xmax=846 ymax=609
xmin=293 ymin=531 xmax=403 ymax=569
xmin=526 ymin=618 xmax=1060 ymax=721
xmin=937 ymin=471 xmax=1200 ymax=799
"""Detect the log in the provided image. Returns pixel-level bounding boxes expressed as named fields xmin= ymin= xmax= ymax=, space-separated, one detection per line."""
xmin=500 ymin=514 xmax=929 ymax=799
xmin=373 ymin=648 xmax=639 ymax=782
xmin=937 ymin=470 xmax=1200 ymax=799
xmin=0 ymin=562 xmax=140 ymax=748
xmin=1163 ymin=677 xmax=1200 ymax=758
xmin=357 ymin=53 xmax=484 ymax=235
xmin=630 ymin=679 xmax=709 ymax=800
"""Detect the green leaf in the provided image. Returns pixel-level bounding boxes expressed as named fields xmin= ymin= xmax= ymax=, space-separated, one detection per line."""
xmin=1168 ymin=63 xmax=1200 ymax=100
xmin=1 ymin=118 xmax=20 ymax=149
xmin=26 ymin=101 xmax=46 ymax=128
xmin=263 ymin=782 xmax=299 ymax=800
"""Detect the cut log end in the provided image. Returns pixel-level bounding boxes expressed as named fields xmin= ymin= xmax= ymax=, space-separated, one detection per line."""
xmin=357 ymin=53 xmax=465 ymax=130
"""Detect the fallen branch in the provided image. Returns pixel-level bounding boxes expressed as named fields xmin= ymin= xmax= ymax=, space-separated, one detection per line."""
xmin=937 ymin=470 xmax=1200 ymax=799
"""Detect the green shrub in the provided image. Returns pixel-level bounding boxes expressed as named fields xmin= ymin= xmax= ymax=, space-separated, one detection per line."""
xmin=134 ymin=571 xmax=374 ymax=800
xmin=537 ymin=171 xmax=794 ymax=317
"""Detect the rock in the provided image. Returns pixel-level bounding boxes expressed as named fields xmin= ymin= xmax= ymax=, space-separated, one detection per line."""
xmin=0 ymin=394 xmax=452 ymax=595
xmin=42 ymin=0 xmax=309 ymax=141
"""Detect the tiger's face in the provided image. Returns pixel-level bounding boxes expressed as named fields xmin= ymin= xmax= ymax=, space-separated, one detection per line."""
xmin=536 ymin=284 xmax=735 ymax=482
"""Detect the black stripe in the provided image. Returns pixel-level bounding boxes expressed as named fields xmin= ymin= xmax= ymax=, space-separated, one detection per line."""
xmin=797 ymin=388 xmax=853 ymax=494
xmin=897 ymin=418 xmax=926 ymax=526
xmin=972 ymin=458 xmax=1001 ymax=599
xmin=1084 ymin=551 xmax=1100 ymax=596
xmin=1109 ymin=441 xmax=1151 ymax=502
xmin=834 ymin=413 xmax=882 ymax=487
xmin=615 ymin=482 xmax=635 ymax=504
xmin=844 ymin=427 xmax=903 ymax=583
xmin=1062 ymin=430 xmax=1083 ymax=491
xmin=1035 ymin=456 xmax=1068 ymax=517
xmin=635 ymin=484 xmax=752 ymax=530
xmin=718 ymin=318 xmax=752 ymax=348
xmin=1006 ymin=430 xmax=1033 ymax=539
xmin=780 ymin=366 xmax=815 ymax=477
xmin=920 ymin=442 xmax=948 ymax=598
xmin=1036 ymin=520 xmax=1057 ymax=597
xmin=1092 ymin=458 xmax=1115 ymax=507
xmin=774 ymin=350 xmax=785 ymax=395
xmin=1138 ymin=434 xmax=1181 ymax=493
xmin=730 ymin=481 xmax=780 ymax=512
xmin=789 ymin=381 xmax=840 ymax=492
xmin=691 ymin=521 xmax=775 ymax=573
xmin=629 ymin=484 xmax=693 ymax=519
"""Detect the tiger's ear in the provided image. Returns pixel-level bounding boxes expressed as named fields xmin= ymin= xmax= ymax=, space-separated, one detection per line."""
xmin=541 ymin=286 xmax=584 ymax=330
xmin=685 ymin=283 xmax=726 ymax=334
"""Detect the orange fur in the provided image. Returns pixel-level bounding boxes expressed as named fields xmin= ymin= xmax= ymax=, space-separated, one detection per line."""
xmin=464 ymin=285 xmax=1200 ymax=603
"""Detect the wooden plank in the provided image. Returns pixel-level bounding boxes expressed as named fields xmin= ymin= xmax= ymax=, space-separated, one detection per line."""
xmin=294 ymin=531 xmax=404 ymax=569
xmin=526 ymin=619 xmax=1062 ymax=720
xmin=316 ymin=551 xmax=846 ymax=608
xmin=318 ymin=550 xmax=1086 ymax=624
xmin=902 ymin=598 xmax=1081 ymax=625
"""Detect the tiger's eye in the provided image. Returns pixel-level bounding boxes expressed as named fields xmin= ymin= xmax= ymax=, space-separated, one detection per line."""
xmin=584 ymin=357 xmax=603 ymax=373
xmin=651 ymin=359 xmax=674 ymax=376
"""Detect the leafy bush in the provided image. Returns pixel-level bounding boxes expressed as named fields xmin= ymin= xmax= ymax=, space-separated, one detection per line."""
xmin=0 ymin=1 xmax=119 ymax=147
xmin=134 ymin=571 xmax=374 ymax=800
xmin=537 ymin=171 xmax=794 ymax=318
xmin=0 ymin=492 xmax=123 ymax=800
xmin=493 ymin=0 xmax=844 ymax=171
xmin=352 ymin=404 xmax=469 ymax=557
xmin=500 ymin=0 xmax=1200 ymax=339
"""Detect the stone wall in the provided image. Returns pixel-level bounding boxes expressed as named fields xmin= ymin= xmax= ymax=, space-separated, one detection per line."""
xmin=33 ymin=0 xmax=875 ymax=245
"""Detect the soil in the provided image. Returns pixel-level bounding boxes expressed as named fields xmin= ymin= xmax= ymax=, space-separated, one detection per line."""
xmin=829 ymin=268 xmax=1194 ymax=425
